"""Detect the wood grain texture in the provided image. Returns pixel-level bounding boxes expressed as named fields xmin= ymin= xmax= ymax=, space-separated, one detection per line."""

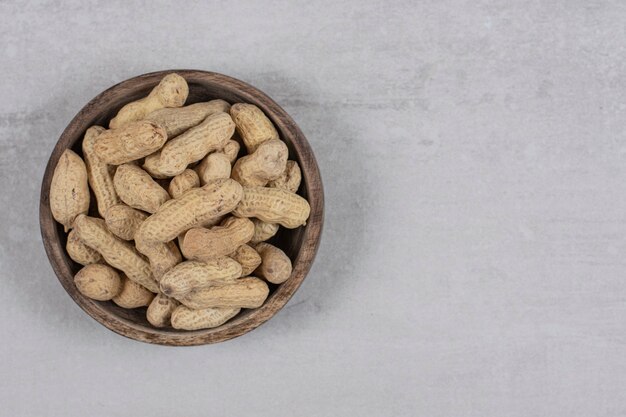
xmin=39 ymin=70 xmax=324 ymax=346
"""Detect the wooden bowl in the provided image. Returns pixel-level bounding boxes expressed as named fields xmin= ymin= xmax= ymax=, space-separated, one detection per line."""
xmin=39 ymin=70 xmax=324 ymax=346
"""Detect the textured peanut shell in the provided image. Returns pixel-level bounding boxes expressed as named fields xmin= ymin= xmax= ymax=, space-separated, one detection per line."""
xmin=113 ymin=164 xmax=170 ymax=213
xmin=230 ymin=103 xmax=279 ymax=153
xmin=82 ymin=126 xmax=120 ymax=216
xmin=196 ymin=152 xmax=231 ymax=185
xmin=168 ymin=169 xmax=200 ymax=198
xmin=50 ymin=149 xmax=90 ymax=232
xmin=143 ymin=112 xmax=235 ymax=178
xmin=231 ymin=139 xmax=288 ymax=187
xmin=176 ymin=214 xmax=225 ymax=248
xmin=113 ymin=276 xmax=155 ymax=308
xmin=94 ymin=121 xmax=167 ymax=165
xmin=220 ymin=140 xmax=240 ymax=164
xmin=181 ymin=217 xmax=255 ymax=262
xmin=146 ymin=294 xmax=179 ymax=328
xmin=171 ymin=305 xmax=240 ymax=330
xmin=73 ymin=215 xmax=158 ymax=292
xmin=135 ymin=239 xmax=182 ymax=281
xmin=180 ymin=277 xmax=269 ymax=309
xmin=135 ymin=179 xmax=243 ymax=245
xmin=229 ymin=244 xmax=262 ymax=276
xmin=254 ymin=242 xmax=292 ymax=284
xmin=159 ymin=258 xmax=242 ymax=298
xmin=268 ymin=160 xmax=301 ymax=193
xmin=145 ymin=100 xmax=230 ymax=138
xmin=109 ymin=73 xmax=188 ymax=129
xmin=250 ymin=219 xmax=279 ymax=244
xmin=66 ymin=229 xmax=103 ymax=265
xmin=104 ymin=204 xmax=147 ymax=240
xmin=233 ymin=186 xmax=310 ymax=229
xmin=74 ymin=264 xmax=122 ymax=301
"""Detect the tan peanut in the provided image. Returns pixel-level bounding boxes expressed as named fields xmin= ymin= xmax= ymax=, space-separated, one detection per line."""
xmin=50 ymin=149 xmax=90 ymax=232
xmin=159 ymin=258 xmax=242 ymax=298
xmin=109 ymin=73 xmax=188 ymax=129
xmin=113 ymin=164 xmax=170 ymax=213
xmin=229 ymin=244 xmax=262 ymax=276
xmin=73 ymin=215 xmax=158 ymax=293
xmin=268 ymin=160 xmax=301 ymax=193
xmin=74 ymin=264 xmax=122 ymax=301
xmin=171 ymin=305 xmax=240 ymax=330
xmin=146 ymin=294 xmax=179 ymax=327
xmin=250 ymin=219 xmax=279 ymax=243
xmin=94 ymin=121 xmax=167 ymax=165
xmin=231 ymin=139 xmax=288 ymax=186
xmin=196 ymin=152 xmax=231 ymax=185
xmin=168 ymin=169 xmax=199 ymax=198
xmin=82 ymin=125 xmax=120 ymax=216
xmin=145 ymin=99 xmax=230 ymax=138
xmin=233 ymin=186 xmax=310 ymax=229
xmin=230 ymin=103 xmax=279 ymax=153
xmin=135 ymin=239 xmax=182 ymax=281
xmin=143 ymin=112 xmax=235 ymax=178
xmin=66 ymin=229 xmax=102 ymax=265
xmin=254 ymin=242 xmax=292 ymax=284
xmin=180 ymin=277 xmax=269 ymax=309
xmin=181 ymin=217 xmax=254 ymax=262
xmin=220 ymin=140 xmax=240 ymax=164
xmin=134 ymin=179 xmax=242 ymax=245
xmin=104 ymin=204 xmax=147 ymax=240
xmin=113 ymin=275 xmax=155 ymax=308
xmin=176 ymin=214 xmax=225 ymax=248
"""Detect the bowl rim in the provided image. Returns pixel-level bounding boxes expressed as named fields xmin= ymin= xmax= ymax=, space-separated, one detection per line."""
xmin=39 ymin=69 xmax=324 ymax=346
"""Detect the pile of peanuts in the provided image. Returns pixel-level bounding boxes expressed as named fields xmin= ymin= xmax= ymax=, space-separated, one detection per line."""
xmin=49 ymin=73 xmax=310 ymax=330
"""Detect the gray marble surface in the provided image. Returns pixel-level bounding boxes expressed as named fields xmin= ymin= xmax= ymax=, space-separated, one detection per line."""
xmin=2 ymin=1 xmax=626 ymax=415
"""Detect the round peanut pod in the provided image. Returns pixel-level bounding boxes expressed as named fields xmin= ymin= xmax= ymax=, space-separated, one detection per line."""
xmin=113 ymin=275 xmax=155 ymax=308
xmin=179 ymin=277 xmax=269 ymax=309
xmin=220 ymin=140 xmax=240 ymax=164
xmin=233 ymin=186 xmax=310 ymax=229
xmin=230 ymin=103 xmax=279 ymax=153
xmin=181 ymin=217 xmax=255 ymax=262
xmin=94 ymin=121 xmax=167 ymax=165
xmin=159 ymin=258 xmax=242 ymax=299
xmin=229 ymin=244 xmax=262 ymax=277
xmin=196 ymin=152 xmax=231 ymax=185
xmin=66 ymin=229 xmax=102 ymax=266
xmin=74 ymin=264 xmax=122 ymax=301
xmin=50 ymin=149 xmax=90 ymax=232
xmin=104 ymin=204 xmax=147 ymax=240
xmin=231 ymin=139 xmax=288 ymax=186
xmin=113 ymin=164 xmax=170 ymax=214
xmin=268 ymin=160 xmax=302 ymax=193
xmin=82 ymin=125 xmax=120 ymax=217
xmin=146 ymin=293 xmax=179 ymax=328
xmin=254 ymin=242 xmax=292 ymax=284
xmin=145 ymin=100 xmax=231 ymax=138
xmin=135 ymin=239 xmax=182 ymax=281
xmin=168 ymin=169 xmax=200 ymax=199
xmin=142 ymin=112 xmax=235 ymax=178
xmin=109 ymin=73 xmax=188 ymax=129
xmin=250 ymin=219 xmax=279 ymax=244
xmin=171 ymin=305 xmax=240 ymax=330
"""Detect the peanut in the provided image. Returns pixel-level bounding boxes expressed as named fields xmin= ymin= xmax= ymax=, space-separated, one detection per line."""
xmin=104 ymin=204 xmax=147 ymax=240
xmin=159 ymin=258 xmax=242 ymax=299
xmin=268 ymin=160 xmax=301 ymax=193
xmin=109 ymin=73 xmax=188 ymax=129
xmin=179 ymin=277 xmax=269 ymax=309
xmin=66 ymin=229 xmax=102 ymax=265
xmin=82 ymin=125 xmax=120 ymax=216
xmin=113 ymin=164 xmax=170 ymax=213
xmin=94 ymin=121 xmax=167 ymax=165
xmin=168 ymin=169 xmax=200 ymax=198
xmin=145 ymin=99 xmax=230 ymax=138
xmin=230 ymin=103 xmax=278 ymax=153
xmin=229 ymin=244 xmax=262 ymax=276
xmin=181 ymin=217 xmax=254 ymax=262
xmin=254 ymin=242 xmax=292 ymax=284
xmin=220 ymin=140 xmax=240 ymax=164
xmin=231 ymin=139 xmax=288 ymax=186
xmin=146 ymin=293 xmax=179 ymax=327
xmin=196 ymin=152 xmax=231 ymax=185
xmin=250 ymin=219 xmax=279 ymax=243
xmin=50 ymin=149 xmax=90 ymax=232
xmin=143 ymin=112 xmax=235 ymax=178
xmin=233 ymin=186 xmax=310 ymax=229
xmin=113 ymin=275 xmax=155 ymax=308
xmin=73 ymin=215 xmax=158 ymax=293
xmin=74 ymin=264 xmax=122 ymax=301
xmin=135 ymin=239 xmax=182 ymax=281
xmin=171 ymin=305 xmax=240 ymax=330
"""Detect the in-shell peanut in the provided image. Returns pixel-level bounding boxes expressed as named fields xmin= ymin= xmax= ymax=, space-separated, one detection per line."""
xmin=250 ymin=219 xmax=279 ymax=243
xmin=196 ymin=152 xmax=231 ymax=185
xmin=159 ymin=258 xmax=242 ymax=299
xmin=74 ymin=264 xmax=122 ymax=301
xmin=171 ymin=305 xmax=240 ymax=330
xmin=113 ymin=164 xmax=170 ymax=213
xmin=50 ymin=149 xmax=90 ymax=232
xmin=181 ymin=217 xmax=254 ymax=262
xmin=254 ymin=242 xmax=292 ymax=284
xmin=229 ymin=244 xmax=262 ymax=276
xmin=220 ymin=140 xmax=240 ymax=164
xmin=268 ymin=160 xmax=301 ymax=193
xmin=113 ymin=275 xmax=155 ymax=308
xmin=179 ymin=277 xmax=269 ymax=309
xmin=231 ymin=139 xmax=288 ymax=186
xmin=104 ymin=204 xmax=147 ymax=240
xmin=66 ymin=229 xmax=103 ymax=265
xmin=94 ymin=121 xmax=167 ymax=165
xmin=168 ymin=169 xmax=200 ymax=198
xmin=82 ymin=126 xmax=120 ymax=216
xmin=135 ymin=239 xmax=182 ymax=281
xmin=146 ymin=294 xmax=179 ymax=328
xmin=230 ymin=103 xmax=279 ymax=153
xmin=145 ymin=99 xmax=230 ymax=138
xmin=233 ymin=186 xmax=310 ymax=229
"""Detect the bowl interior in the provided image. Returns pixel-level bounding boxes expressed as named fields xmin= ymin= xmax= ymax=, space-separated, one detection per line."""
xmin=40 ymin=70 xmax=323 ymax=345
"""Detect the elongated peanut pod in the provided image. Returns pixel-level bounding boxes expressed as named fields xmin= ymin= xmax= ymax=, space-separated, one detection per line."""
xmin=229 ymin=244 xmax=262 ymax=276
xmin=181 ymin=217 xmax=254 ymax=262
xmin=230 ymin=103 xmax=279 ymax=153
xmin=159 ymin=258 xmax=242 ymax=298
xmin=250 ymin=219 xmax=279 ymax=243
xmin=73 ymin=215 xmax=158 ymax=292
xmin=66 ymin=229 xmax=102 ymax=265
xmin=231 ymin=139 xmax=288 ymax=186
xmin=74 ymin=264 xmax=122 ymax=301
xmin=94 ymin=121 xmax=167 ymax=165
xmin=146 ymin=294 xmax=179 ymax=327
xmin=268 ymin=160 xmax=301 ymax=193
xmin=179 ymin=277 xmax=269 ymax=309
xmin=233 ymin=187 xmax=310 ymax=229
xmin=254 ymin=242 xmax=292 ymax=284
xmin=145 ymin=100 xmax=231 ymax=138
xmin=113 ymin=275 xmax=155 ymax=308
xmin=113 ymin=164 xmax=170 ymax=213
xmin=196 ymin=152 xmax=231 ymax=185
xmin=171 ymin=305 xmax=240 ymax=330
xmin=104 ymin=204 xmax=147 ymax=240
xmin=168 ymin=169 xmax=200 ymax=198
xmin=135 ymin=239 xmax=182 ymax=281
xmin=109 ymin=73 xmax=188 ymax=129
xmin=220 ymin=140 xmax=240 ymax=164
xmin=50 ymin=149 xmax=90 ymax=232
xmin=82 ymin=126 xmax=120 ymax=216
